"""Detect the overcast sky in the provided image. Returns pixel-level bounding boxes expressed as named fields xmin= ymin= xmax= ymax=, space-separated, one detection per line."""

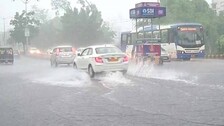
xmin=0 ymin=0 xmax=212 ymax=32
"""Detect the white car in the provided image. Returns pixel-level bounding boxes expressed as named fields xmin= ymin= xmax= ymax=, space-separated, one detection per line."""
xmin=73 ymin=44 xmax=129 ymax=78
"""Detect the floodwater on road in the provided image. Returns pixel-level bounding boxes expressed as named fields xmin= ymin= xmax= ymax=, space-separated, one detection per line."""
xmin=0 ymin=57 xmax=224 ymax=126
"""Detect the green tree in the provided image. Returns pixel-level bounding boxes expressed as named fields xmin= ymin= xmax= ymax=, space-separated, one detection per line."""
xmin=51 ymin=0 xmax=115 ymax=47
xmin=216 ymin=35 xmax=224 ymax=54
xmin=32 ymin=5 xmax=49 ymax=24
xmin=30 ymin=6 xmax=63 ymax=49
xmin=51 ymin=0 xmax=71 ymax=16
xmin=10 ymin=11 xmax=40 ymax=52
xmin=51 ymin=0 xmax=71 ymax=10
xmin=32 ymin=17 xmax=63 ymax=49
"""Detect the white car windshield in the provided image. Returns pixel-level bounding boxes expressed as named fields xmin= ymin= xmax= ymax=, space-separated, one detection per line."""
xmin=95 ymin=47 xmax=122 ymax=54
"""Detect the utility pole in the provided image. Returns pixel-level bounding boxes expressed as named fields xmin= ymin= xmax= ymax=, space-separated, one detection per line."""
xmin=25 ymin=0 xmax=29 ymax=54
xmin=2 ymin=18 xmax=5 ymax=46
xmin=218 ymin=39 xmax=221 ymax=54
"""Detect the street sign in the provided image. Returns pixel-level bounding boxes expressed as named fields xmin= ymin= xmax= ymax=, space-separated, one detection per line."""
xmin=130 ymin=7 xmax=166 ymax=18
xmin=135 ymin=2 xmax=160 ymax=8
xmin=130 ymin=8 xmax=139 ymax=18
xmin=25 ymin=28 xmax=30 ymax=37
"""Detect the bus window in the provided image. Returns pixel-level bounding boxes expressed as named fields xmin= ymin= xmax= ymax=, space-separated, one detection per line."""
xmin=131 ymin=33 xmax=137 ymax=44
xmin=121 ymin=33 xmax=129 ymax=52
xmin=176 ymin=26 xmax=203 ymax=45
xmin=127 ymin=34 xmax=131 ymax=44
xmin=161 ymin=29 xmax=168 ymax=43
xmin=152 ymin=31 xmax=160 ymax=39
xmin=145 ymin=32 xmax=151 ymax=38
xmin=145 ymin=31 xmax=160 ymax=39
xmin=168 ymin=29 xmax=174 ymax=43
xmin=121 ymin=33 xmax=132 ymax=45
xmin=138 ymin=32 xmax=144 ymax=39
xmin=121 ymin=34 xmax=127 ymax=42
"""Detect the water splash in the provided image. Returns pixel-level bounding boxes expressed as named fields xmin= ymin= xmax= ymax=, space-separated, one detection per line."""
xmin=127 ymin=62 xmax=198 ymax=85
xmin=96 ymin=72 xmax=133 ymax=89
xmin=25 ymin=68 xmax=91 ymax=87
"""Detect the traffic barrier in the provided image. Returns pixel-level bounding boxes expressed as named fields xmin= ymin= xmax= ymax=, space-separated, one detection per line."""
xmin=206 ymin=55 xmax=210 ymax=58
xmin=205 ymin=54 xmax=224 ymax=59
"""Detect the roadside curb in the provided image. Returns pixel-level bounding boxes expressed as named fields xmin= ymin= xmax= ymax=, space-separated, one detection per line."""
xmin=205 ymin=54 xmax=224 ymax=59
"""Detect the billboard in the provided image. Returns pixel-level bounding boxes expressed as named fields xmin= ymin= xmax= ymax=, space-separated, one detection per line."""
xmin=130 ymin=7 xmax=166 ymax=18
xmin=135 ymin=2 xmax=160 ymax=8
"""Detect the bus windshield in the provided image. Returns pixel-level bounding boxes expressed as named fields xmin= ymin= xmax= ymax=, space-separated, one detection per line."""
xmin=177 ymin=27 xmax=204 ymax=47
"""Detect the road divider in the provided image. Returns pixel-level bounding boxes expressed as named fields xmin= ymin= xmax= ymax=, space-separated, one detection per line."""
xmin=205 ymin=54 xmax=224 ymax=59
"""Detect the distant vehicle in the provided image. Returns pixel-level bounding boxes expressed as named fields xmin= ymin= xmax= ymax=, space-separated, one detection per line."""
xmin=47 ymin=48 xmax=53 ymax=55
xmin=13 ymin=50 xmax=20 ymax=58
xmin=0 ymin=47 xmax=14 ymax=64
xmin=50 ymin=45 xmax=76 ymax=67
xmin=121 ymin=23 xmax=205 ymax=60
xmin=29 ymin=47 xmax=41 ymax=54
xmin=73 ymin=44 xmax=129 ymax=78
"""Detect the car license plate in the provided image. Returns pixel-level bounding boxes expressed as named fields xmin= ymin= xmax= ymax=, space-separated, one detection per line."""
xmin=109 ymin=57 xmax=118 ymax=62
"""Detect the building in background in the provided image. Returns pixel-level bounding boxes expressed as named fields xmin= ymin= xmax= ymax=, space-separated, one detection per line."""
xmin=0 ymin=31 xmax=11 ymax=46
xmin=212 ymin=0 xmax=224 ymax=15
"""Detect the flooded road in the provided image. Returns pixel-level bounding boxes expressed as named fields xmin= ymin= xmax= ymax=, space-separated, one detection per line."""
xmin=0 ymin=57 xmax=224 ymax=126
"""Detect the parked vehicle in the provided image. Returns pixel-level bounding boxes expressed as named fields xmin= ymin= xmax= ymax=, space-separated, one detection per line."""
xmin=0 ymin=47 xmax=14 ymax=64
xmin=50 ymin=45 xmax=76 ymax=67
xmin=73 ymin=44 xmax=129 ymax=78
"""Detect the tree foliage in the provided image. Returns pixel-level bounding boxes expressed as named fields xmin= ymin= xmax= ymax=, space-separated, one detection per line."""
xmin=29 ymin=7 xmax=62 ymax=49
xmin=217 ymin=35 xmax=224 ymax=54
xmin=9 ymin=11 xmax=40 ymax=48
xmin=32 ymin=17 xmax=63 ymax=49
xmin=60 ymin=0 xmax=115 ymax=47
xmin=32 ymin=5 xmax=49 ymax=24
xmin=31 ymin=0 xmax=115 ymax=49
xmin=51 ymin=0 xmax=71 ymax=11
xmin=60 ymin=1 xmax=115 ymax=47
